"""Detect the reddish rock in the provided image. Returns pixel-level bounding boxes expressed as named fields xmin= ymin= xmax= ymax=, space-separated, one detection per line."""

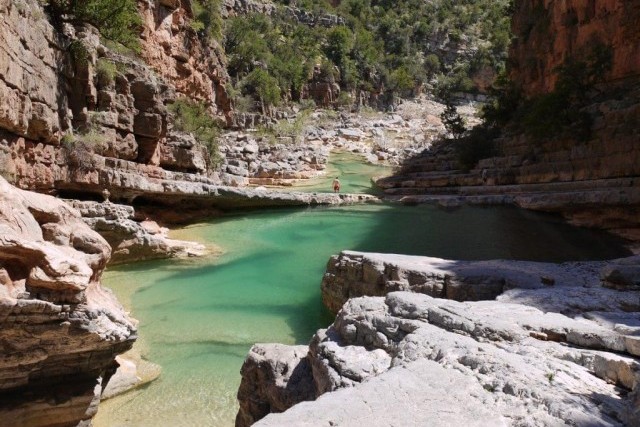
xmin=510 ymin=0 xmax=640 ymax=96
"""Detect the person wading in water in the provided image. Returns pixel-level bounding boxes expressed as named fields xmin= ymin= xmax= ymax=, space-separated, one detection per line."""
xmin=332 ymin=177 xmax=341 ymax=193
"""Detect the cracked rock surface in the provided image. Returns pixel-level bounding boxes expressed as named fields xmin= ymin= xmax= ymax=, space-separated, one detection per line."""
xmin=239 ymin=251 xmax=640 ymax=427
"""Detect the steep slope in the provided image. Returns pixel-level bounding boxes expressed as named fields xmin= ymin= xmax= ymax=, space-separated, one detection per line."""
xmin=378 ymin=0 xmax=640 ymax=241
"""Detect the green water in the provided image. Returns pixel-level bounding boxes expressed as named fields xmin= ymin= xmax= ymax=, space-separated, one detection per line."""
xmin=95 ymin=203 xmax=630 ymax=427
xmin=287 ymin=151 xmax=391 ymax=194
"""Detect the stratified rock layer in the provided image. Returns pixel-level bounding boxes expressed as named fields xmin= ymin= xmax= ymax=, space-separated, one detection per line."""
xmin=378 ymin=1 xmax=640 ymax=242
xmin=238 ymin=251 xmax=640 ymax=426
xmin=0 ymin=176 xmax=136 ymax=426
xmin=69 ymin=200 xmax=207 ymax=264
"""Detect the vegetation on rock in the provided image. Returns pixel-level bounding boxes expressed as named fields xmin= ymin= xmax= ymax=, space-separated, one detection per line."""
xmin=486 ymin=42 xmax=613 ymax=141
xmin=168 ymin=99 xmax=223 ymax=168
xmin=191 ymin=0 xmax=224 ymax=41
xmin=43 ymin=0 xmax=141 ymax=50
xmin=223 ymin=0 xmax=512 ymax=111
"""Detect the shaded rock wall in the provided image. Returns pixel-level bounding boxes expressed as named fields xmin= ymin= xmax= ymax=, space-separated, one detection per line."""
xmin=0 ymin=176 xmax=136 ymax=426
xmin=378 ymin=1 xmax=640 ymax=241
xmin=510 ymin=0 xmax=640 ymax=96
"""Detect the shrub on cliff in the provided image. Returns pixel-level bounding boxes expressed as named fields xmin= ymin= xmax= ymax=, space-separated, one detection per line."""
xmin=241 ymin=69 xmax=282 ymax=114
xmin=61 ymin=129 xmax=108 ymax=170
xmin=168 ymin=99 xmax=222 ymax=169
xmin=95 ymin=59 xmax=117 ymax=88
xmin=43 ymin=0 xmax=141 ymax=50
xmin=488 ymin=43 xmax=613 ymax=141
xmin=191 ymin=0 xmax=223 ymax=41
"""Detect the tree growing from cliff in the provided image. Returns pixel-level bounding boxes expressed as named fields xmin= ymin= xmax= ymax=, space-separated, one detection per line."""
xmin=243 ymin=69 xmax=282 ymax=114
xmin=169 ymin=99 xmax=222 ymax=169
xmin=441 ymin=99 xmax=466 ymax=140
xmin=191 ymin=0 xmax=224 ymax=41
xmin=43 ymin=0 xmax=141 ymax=50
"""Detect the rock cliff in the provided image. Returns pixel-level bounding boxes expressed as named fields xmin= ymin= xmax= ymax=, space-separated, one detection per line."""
xmin=378 ymin=0 xmax=640 ymax=242
xmin=0 ymin=0 xmax=226 ymax=196
xmin=0 ymin=176 xmax=136 ymax=426
xmin=237 ymin=251 xmax=640 ymax=426
xmin=510 ymin=0 xmax=640 ymax=96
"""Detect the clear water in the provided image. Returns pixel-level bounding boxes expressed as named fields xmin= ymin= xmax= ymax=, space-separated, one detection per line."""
xmin=286 ymin=151 xmax=391 ymax=194
xmin=94 ymin=203 xmax=630 ymax=427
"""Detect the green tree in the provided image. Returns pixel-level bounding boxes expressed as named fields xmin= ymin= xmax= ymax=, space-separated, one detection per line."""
xmin=191 ymin=0 xmax=223 ymax=41
xmin=243 ymin=68 xmax=281 ymax=113
xmin=45 ymin=0 xmax=141 ymax=50
xmin=441 ymin=98 xmax=466 ymax=139
xmin=325 ymin=26 xmax=354 ymax=66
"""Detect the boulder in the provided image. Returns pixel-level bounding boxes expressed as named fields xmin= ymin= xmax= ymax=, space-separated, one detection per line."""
xmin=0 ymin=176 xmax=136 ymax=426
xmin=236 ymin=344 xmax=316 ymax=427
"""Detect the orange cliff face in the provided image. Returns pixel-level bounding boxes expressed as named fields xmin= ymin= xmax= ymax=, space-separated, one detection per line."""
xmin=137 ymin=0 xmax=233 ymax=122
xmin=509 ymin=0 xmax=640 ymax=96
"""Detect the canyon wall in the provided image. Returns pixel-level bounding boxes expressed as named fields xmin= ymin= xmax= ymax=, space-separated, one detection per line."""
xmin=0 ymin=0 xmax=237 ymax=202
xmin=378 ymin=0 xmax=640 ymax=241
xmin=510 ymin=0 xmax=640 ymax=96
xmin=0 ymin=176 xmax=137 ymax=426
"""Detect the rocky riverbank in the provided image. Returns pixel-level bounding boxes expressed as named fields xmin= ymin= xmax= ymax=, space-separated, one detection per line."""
xmin=0 ymin=177 xmax=137 ymax=426
xmin=237 ymin=251 xmax=640 ymax=426
xmin=218 ymin=96 xmax=480 ymax=187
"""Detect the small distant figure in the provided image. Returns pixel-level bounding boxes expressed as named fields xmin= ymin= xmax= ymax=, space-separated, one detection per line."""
xmin=102 ymin=188 xmax=111 ymax=203
xmin=481 ymin=169 xmax=488 ymax=184
xmin=332 ymin=177 xmax=341 ymax=193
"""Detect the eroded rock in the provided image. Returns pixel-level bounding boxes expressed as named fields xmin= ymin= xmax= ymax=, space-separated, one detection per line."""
xmin=0 ymin=176 xmax=136 ymax=426
xmin=239 ymin=251 xmax=640 ymax=426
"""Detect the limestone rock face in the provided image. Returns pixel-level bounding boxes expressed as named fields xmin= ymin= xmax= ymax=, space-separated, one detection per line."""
xmin=239 ymin=252 xmax=640 ymax=426
xmin=0 ymin=177 xmax=136 ymax=426
xmin=321 ymin=250 xmax=629 ymax=314
xmin=69 ymin=200 xmax=207 ymax=264
xmin=236 ymin=344 xmax=316 ymax=427
xmin=0 ymin=0 xmax=66 ymax=144
xmin=138 ymin=0 xmax=232 ymax=121
xmin=510 ymin=0 xmax=640 ymax=96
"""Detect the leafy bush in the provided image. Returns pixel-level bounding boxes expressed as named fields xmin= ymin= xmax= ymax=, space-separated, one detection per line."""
xmin=455 ymin=126 xmax=498 ymax=171
xmin=242 ymin=69 xmax=281 ymax=113
xmin=44 ymin=0 xmax=142 ymax=50
xmin=488 ymin=43 xmax=613 ymax=141
xmin=225 ymin=0 xmax=512 ymax=108
xmin=191 ymin=0 xmax=223 ymax=41
xmin=168 ymin=99 xmax=222 ymax=168
xmin=441 ymin=99 xmax=466 ymax=140
xmin=62 ymin=129 xmax=108 ymax=170
xmin=95 ymin=58 xmax=117 ymax=87
xmin=258 ymin=112 xmax=311 ymax=145
xmin=68 ymin=40 xmax=90 ymax=65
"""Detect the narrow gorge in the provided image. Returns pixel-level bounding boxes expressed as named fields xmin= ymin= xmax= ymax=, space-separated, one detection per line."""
xmin=0 ymin=0 xmax=638 ymax=426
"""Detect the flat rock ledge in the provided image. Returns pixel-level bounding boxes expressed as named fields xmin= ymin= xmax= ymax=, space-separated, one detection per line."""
xmin=69 ymin=200 xmax=208 ymax=264
xmin=0 ymin=177 xmax=137 ymax=426
xmin=237 ymin=251 xmax=640 ymax=427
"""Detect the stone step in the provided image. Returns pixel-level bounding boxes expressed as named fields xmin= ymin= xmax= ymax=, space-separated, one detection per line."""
xmin=383 ymin=177 xmax=640 ymax=200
